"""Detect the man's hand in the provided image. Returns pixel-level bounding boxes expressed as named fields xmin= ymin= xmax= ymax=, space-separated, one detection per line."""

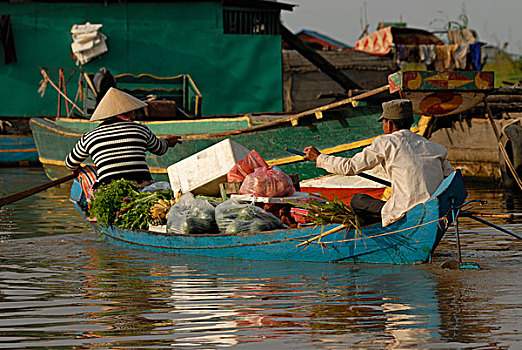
xmin=303 ymin=146 xmax=321 ymax=162
xmin=166 ymin=135 xmax=182 ymax=147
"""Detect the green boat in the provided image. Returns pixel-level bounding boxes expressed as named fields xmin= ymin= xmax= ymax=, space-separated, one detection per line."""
xmin=31 ymin=70 xmax=496 ymax=183
xmin=30 ymin=83 xmax=433 ymax=182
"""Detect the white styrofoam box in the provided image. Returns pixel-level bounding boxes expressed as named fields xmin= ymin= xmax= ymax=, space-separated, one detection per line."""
xmin=167 ymin=139 xmax=250 ymax=196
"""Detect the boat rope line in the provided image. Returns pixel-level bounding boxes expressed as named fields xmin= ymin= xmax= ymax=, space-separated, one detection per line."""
xmin=99 ymin=229 xmax=297 ymax=250
xmin=97 ymin=214 xmax=448 ymax=252
xmin=178 ymin=85 xmax=391 ymax=140
xmin=297 ymin=216 xmax=447 ymax=246
xmin=267 ymin=116 xmax=433 ymax=166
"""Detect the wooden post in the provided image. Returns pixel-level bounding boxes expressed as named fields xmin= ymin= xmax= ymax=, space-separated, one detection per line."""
xmin=40 ymin=68 xmax=85 ymax=116
xmin=57 ymin=68 xmax=62 ymax=117
xmin=484 ymin=100 xmax=522 ymax=190
xmin=280 ymin=24 xmax=362 ymax=91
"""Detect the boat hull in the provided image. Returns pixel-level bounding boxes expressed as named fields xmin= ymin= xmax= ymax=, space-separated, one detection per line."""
xmin=0 ymin=135 xmax=39 ymax=165
xmin=31 ymin=106 xmax=430 ymax=182
xmin=70 ymin=171 xmax=466 ymax=264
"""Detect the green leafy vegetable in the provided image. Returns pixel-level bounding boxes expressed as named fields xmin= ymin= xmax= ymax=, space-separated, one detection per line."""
xmin=90 ymin=179 xmax=141 ymax=227
xmin=283 ymin=193 xmax=361 ymax=229
xmin=90 ymin=179 xmax=174 ymax=230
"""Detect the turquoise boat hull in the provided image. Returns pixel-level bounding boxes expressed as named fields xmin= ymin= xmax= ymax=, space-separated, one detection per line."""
xmin=0 ymin=136 xmax=39 ymax=164
xmin=70 ymin=171 xmax=467 ymax=264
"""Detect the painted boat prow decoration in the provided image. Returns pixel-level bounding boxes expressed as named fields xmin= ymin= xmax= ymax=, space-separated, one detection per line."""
xmin=70 ymin=170 xmax=467 ymax=264
xmin=388 ymin=71 xmax=494 ymax=117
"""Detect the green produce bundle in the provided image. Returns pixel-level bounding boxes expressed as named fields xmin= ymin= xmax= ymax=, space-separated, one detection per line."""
xmin=90 ymin=179 xmax=174 ymax=230
xmin=284 ymin=193 xmax=361 ymax=231
xmin=214 ymin=199 xmax=285 ymax=234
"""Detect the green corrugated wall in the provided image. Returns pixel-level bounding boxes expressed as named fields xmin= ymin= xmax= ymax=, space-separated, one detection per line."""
xmin=0 ymin=2 xmax=283 ymax=117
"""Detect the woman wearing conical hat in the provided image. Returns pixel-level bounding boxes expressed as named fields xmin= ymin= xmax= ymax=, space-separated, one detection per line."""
xmin=65 ymin=87 xmax=180 ymax=189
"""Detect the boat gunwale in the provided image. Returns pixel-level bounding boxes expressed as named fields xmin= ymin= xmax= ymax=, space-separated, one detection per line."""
xmin=30 ymin=85 xmax=390 ymax=140
xmin=94 ymin=196 xmax=444 ymax=241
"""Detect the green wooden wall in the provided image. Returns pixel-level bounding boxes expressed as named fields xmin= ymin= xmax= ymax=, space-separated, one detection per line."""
xmin=0 ymin=2 xmax=283 ymax=117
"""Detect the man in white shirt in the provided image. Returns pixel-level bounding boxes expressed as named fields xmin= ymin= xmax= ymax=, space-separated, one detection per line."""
xmin=303 ymin=99 xmax=454 ymax=227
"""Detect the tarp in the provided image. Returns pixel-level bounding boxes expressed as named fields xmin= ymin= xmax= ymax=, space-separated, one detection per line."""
xmin=355 ymin=27 xmax=443 ymax=56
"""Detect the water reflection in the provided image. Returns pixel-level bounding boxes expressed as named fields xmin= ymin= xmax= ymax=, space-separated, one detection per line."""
xmin=0 ymin=168 xmax=87 ymax=240
xmin=1 ymin=168 xmax=521 ymax=348
xmin=0 ymin=230 xmax=521 ymax=348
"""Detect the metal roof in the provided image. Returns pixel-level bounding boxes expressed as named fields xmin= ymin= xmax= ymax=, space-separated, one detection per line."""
xmin=1 ymin=0 xmax=295 ymax=11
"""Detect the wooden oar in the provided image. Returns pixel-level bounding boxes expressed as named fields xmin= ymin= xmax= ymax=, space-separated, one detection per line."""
xmin=285 ymin=148 xmax=392 ymax=187
xmin=0 ymin=173 xmax=77 ymax=208
xmin=461 ymin=211 xmax=522 ymax=220
xmin=464 ymin=214 xmax=522 ymax=241
xmin=296 ymin=224 xmax=348 ymax=248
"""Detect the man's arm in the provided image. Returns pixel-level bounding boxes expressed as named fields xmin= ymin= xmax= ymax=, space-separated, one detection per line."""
xmin=303 ymin=142 xmax=384 ymax=176
xmin=65 ymin=138 xmax=89 ymax=171
xmin=303 ymin=146 xmax=320 ymax=162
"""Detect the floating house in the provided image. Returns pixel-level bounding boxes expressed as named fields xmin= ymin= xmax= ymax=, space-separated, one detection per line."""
xmin=0 ymin=0 xmax=295 ymax=165
xmin=282 ymin=29 xmax=352 ymax=51
xmin=0 ymin=0 xmax=294 ymax=118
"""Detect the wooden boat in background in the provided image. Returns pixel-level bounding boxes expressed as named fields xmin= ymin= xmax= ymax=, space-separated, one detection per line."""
xmin=30 ymin=85 xmax=433 ymax=183
xmin=0 ymin=134 xmax=39 ymax=165
xmin=30 ymin=70 xmax=494 ymax=184
xmin=69 ymin=171 xmax=467 ymax=264
xmin=0 ymin=119 xmax=39 ymax=165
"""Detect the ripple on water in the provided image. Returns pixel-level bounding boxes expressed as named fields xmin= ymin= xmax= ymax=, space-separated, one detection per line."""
xmin=0 ymin=168 xmax=521 ymax=349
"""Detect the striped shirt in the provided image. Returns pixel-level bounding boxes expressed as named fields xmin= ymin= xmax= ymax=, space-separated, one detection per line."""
xmin=65 ymin=120 xmax=169 ymax=185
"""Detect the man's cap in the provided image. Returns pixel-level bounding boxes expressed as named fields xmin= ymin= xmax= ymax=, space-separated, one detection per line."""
xmin=90 ymin=87 xmax=148 ymax=122
xmin=377 ymin=99 xmax=413 ymax=122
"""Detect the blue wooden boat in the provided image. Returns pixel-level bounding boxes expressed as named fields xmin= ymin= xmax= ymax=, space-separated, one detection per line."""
xmin=0 ymin=135 xmax=39 ymax=164
xmin=69 ymin=171 xmax=467 ymax=264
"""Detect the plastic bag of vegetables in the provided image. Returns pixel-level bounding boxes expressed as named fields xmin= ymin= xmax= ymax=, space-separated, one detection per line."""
xmin=141 ymin=181 xmax=171 ymax=193
xmin=167 ymin=193 xmax=218 ymax=234
xmin=214 ymin=199 xmax=285 ymax=234
xmin=239 ymin=166 xmax=295 ymax=197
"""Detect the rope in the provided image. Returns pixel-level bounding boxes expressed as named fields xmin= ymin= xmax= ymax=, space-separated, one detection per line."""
xmin=299 ymin=216 xmax=447 ymax=246
xmin=500 ymin=117 xmax=522 ymax=139
xmin=484 ymin=100 xmax=522 ymax=190
xmin=37 ymin=76 xmax=48 ymax=98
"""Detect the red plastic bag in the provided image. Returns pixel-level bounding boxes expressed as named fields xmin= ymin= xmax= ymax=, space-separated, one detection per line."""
xmin=239 ymin=166 xmax=295 ymax=197
xmin=227 ymin=150 xmax=268 ymax=183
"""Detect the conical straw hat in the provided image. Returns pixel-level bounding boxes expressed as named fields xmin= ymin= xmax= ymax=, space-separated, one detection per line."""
xmin=90 ymin=87 xmax=148 ymax=121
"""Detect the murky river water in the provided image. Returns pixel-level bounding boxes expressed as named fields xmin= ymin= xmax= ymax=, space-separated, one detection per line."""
xmin=1 ymin=168 xmax=521 ymax=349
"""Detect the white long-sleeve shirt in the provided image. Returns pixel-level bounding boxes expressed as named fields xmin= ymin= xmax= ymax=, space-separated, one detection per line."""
xmin=317 ymin=129 xmax=454 ymax=226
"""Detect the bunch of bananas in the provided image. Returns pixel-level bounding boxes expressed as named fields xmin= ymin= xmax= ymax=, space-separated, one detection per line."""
xmin=150 ymin=198 xmax=177 ymax=222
